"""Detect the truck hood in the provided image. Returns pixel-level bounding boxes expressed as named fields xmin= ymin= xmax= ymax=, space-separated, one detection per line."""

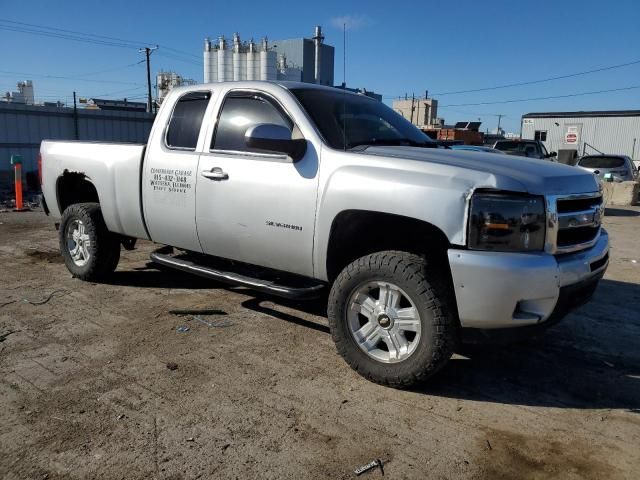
xmin=361 ymin=146 xmax=599 ymax=196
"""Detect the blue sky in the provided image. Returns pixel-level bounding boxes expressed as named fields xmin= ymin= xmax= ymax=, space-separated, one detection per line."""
xmin=1 ymin=0 xmax=639 ymax=132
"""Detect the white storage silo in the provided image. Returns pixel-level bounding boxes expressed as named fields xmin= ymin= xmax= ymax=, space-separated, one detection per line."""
xmin=203 ymin=38 xmax=218 ymax=83
xmin=204 ymin=38 xmax=211 ymax=83
xmin=232 ymin=33 xmax=246 ymax=81
xmin=259 ymin=38 xmax=277 ymax=81
xmin=210 ymin=47 xmax=218 ymax=83
xmin=217 ymin=36 xmax=232 ymax=82
xmin=246 ymin=40 xmax=258 ymax=80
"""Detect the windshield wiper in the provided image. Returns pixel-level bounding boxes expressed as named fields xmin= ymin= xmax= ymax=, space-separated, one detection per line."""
xmin=347 ymin=138 xmax=437 ymax=150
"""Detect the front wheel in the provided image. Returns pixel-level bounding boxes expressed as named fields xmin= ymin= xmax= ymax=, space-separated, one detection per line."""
xmin=59 ymin=202 xmax=120 ymax=281
xmin=328 ymin=251 xmax=457 ymax=388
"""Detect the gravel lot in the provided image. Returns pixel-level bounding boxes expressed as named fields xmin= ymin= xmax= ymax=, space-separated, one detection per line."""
xmin=1 ymin=207 xmax=639 ymax=479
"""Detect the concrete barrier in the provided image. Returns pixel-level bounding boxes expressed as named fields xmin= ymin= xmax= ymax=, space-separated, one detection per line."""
xmin=603 ymin=181 xmax=639 ymax=206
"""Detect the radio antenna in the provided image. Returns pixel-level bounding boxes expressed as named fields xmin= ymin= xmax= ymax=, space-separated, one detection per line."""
xmin=343 ymin=22 xmax=346 ymax=86
xmin=342 ymin=22 xmax=347 ymax=150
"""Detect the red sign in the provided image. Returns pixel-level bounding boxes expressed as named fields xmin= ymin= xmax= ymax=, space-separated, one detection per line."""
xmin=565 ymin=133 xmax=578 ymax=144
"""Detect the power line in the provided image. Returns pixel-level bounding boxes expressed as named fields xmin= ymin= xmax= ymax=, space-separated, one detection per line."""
xmin=0 ymin=70 xmax=142 ymax=86
xmin=155 ymin=51 xmax=201 ymax=66
xmin=157 ymin=46 xmax=200 ymax=61
xmin=381 ymin=58 xmax=640 ymax=100
xmin=93 ymin=86 xmax=148 ymax=97
xmin=432 ymin=59 xmax=640 ymax=96
xmin=72 ymin=61 xmax=145 ymax=79
xmin=437 ymin=107 xmax=506 ymax=118
xmin=439 ymin=85 xmax=640 ymax=107
xmin=0 ymin=18 xmax=150 ymax=48
xmin=0 ymin=24 xmax=139 ymax=49
xmin=0 ymin=18 xmax=201 ymax=61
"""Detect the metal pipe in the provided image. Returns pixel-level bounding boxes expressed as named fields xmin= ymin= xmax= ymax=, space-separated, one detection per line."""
xmin=312 ymin=25 xmax=324 ymax=84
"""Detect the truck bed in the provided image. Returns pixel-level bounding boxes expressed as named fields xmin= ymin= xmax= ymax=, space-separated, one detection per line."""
xmin=40 ymin=140 xmax=149 ymax=240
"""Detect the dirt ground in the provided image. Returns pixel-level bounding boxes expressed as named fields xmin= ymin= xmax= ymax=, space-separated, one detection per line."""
xmin=0 ymin=207 xmax=639 ymax=480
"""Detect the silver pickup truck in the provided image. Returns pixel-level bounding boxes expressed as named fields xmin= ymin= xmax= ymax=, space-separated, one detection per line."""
xmin=40 ymin=81 xmax=609 ymax=387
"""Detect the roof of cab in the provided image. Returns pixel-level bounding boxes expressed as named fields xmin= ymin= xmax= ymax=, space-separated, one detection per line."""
xmin=166 ymin=80 xmax=363 ymax=98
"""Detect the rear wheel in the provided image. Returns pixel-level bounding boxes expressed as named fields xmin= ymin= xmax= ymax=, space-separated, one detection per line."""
xmin=328 ymin=251 xmax=456 ymax=388
xmin=59 ymin=202 xmax=120 ymax=281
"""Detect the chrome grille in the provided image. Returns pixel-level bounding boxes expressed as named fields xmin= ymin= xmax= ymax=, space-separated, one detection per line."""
xmin=546 ymin=193 xmax=603 ymax=254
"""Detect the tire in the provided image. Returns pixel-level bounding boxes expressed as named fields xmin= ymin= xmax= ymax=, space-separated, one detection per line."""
xmin=328 ymin=251 xmax=457 ymax=388
xmin=59 ymin=202 xmax=121 ymax=281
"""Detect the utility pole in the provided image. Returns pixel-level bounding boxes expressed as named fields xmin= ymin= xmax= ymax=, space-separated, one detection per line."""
xmin=423 ymin=89 xmax=429 ymax=125
xmin=496 ymin=114 xmax=504 ymax=133
xmin=72 ymin=91 xmax=79 ymax=140
xmin=140 ymin=46 xmax=158 ymax=114
xmin=410 ymin=93 xmax=415 ymax=125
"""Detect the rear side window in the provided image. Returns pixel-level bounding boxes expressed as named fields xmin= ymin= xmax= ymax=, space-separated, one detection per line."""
xmin=212 ymin=94 xmax=292 ymax=152
xmin=166 ymin=91 xmax=211 ymax=150
xmin=579 ymin=156 xmax=625 ymax=168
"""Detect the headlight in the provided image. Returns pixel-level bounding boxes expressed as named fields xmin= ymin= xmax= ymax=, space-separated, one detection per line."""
xmin=468 ymin=193 xmax=546 ymax=252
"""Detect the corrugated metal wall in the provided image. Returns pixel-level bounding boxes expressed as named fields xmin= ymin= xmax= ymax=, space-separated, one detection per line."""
xmin=0 ymin=102 xmax=153 ymax=190
xmin=521 ymin=114 xmax=640 ymax=160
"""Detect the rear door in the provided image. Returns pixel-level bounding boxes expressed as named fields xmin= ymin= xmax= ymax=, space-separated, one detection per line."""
xmin=195 ymin=90 xmax=319 ymax=277
xmin=142 ymin=91 xmax=212 ymax=251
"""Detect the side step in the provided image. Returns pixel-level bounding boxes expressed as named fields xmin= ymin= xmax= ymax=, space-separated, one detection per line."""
xmin=149 ymin=247 xmax=325 ymax=300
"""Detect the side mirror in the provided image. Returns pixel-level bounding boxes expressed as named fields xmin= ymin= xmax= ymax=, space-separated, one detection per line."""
xmin=244 ymin=123 xmax=307 ymax=161
xmin=546 ymin=151 xmax=557 ymax=158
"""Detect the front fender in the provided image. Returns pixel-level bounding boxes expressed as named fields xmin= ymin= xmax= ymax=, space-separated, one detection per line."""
xmin=313 ymin=162 xmax=505 ymax=280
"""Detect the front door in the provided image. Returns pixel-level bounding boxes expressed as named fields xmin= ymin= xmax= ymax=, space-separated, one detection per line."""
xmin=142 ymin=91 xmax=211 ymax=251
xmin=195 ymin=91 xmax=319 ymax=277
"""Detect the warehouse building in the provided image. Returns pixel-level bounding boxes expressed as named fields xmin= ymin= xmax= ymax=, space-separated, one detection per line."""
xmin=0 ymin=102 xmax=153 ymax=193
xmin=521 ymin=110 xmax=640 ymax=164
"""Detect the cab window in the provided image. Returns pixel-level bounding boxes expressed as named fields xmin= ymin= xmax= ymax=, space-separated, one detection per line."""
xmin=212 ymin=93 xmax=292 ymax=153
xmin=166 ymin=91 xmax=211 ymax=150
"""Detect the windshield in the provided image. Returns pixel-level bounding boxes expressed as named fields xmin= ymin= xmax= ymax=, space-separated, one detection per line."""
xmin=290 ymin=88 xmax=436 ymax=150
xmin=579 ymin=156 xmax=625 ymax=168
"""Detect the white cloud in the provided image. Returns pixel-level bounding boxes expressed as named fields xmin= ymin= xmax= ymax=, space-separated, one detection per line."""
xmin=330 ymin=14 xmax=374 ymax=31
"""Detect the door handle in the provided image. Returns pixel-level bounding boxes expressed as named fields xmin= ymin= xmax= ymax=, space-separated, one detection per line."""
xmin=201 ymin=167 xmax=229 ymax=180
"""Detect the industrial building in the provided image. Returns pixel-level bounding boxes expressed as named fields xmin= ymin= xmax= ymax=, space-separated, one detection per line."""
xmin=521 ymin=110 xmax=640 ymax=164
xmin=393 ymin=96 xmax=439 ymax=129
xmin=156 ymin=71 xmax=197 ymax=104
xmin=203 ymin=26 xmax=334 ymax=85
xmin=2 ymin=80 xmax=34 ymax=105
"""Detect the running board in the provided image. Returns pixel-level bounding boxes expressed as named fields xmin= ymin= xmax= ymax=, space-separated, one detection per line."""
xmin=150 ymin=247 xmax=325 ymax=300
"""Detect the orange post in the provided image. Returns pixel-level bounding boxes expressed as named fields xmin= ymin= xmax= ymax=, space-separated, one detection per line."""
xmin=10 ymin=154 xmax=24 ymax=211
xmin=15 ymin=162 xmax=23 ymax=210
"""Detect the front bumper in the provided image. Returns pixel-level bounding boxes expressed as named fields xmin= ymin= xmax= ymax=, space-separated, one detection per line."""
xmin=448 ymin=229 xmax=609 ymax=329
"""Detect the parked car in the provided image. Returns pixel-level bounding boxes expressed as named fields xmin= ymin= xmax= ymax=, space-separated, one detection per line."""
xmin=449 ymin=145 xmax=505 ymax=154
xmin=576 ymin=155 xmax=638 ymax=182
xmin=39 ymin=81 xmax=608 ymax=387
xmin=493 ymin=139 xmax=557 ymax=160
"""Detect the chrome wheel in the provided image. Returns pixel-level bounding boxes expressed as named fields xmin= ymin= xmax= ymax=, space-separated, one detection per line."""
xmin=347 ymin=281 xmax=422 ymax=363
xmin=65 ymin=219 xmax=91 ymax=267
